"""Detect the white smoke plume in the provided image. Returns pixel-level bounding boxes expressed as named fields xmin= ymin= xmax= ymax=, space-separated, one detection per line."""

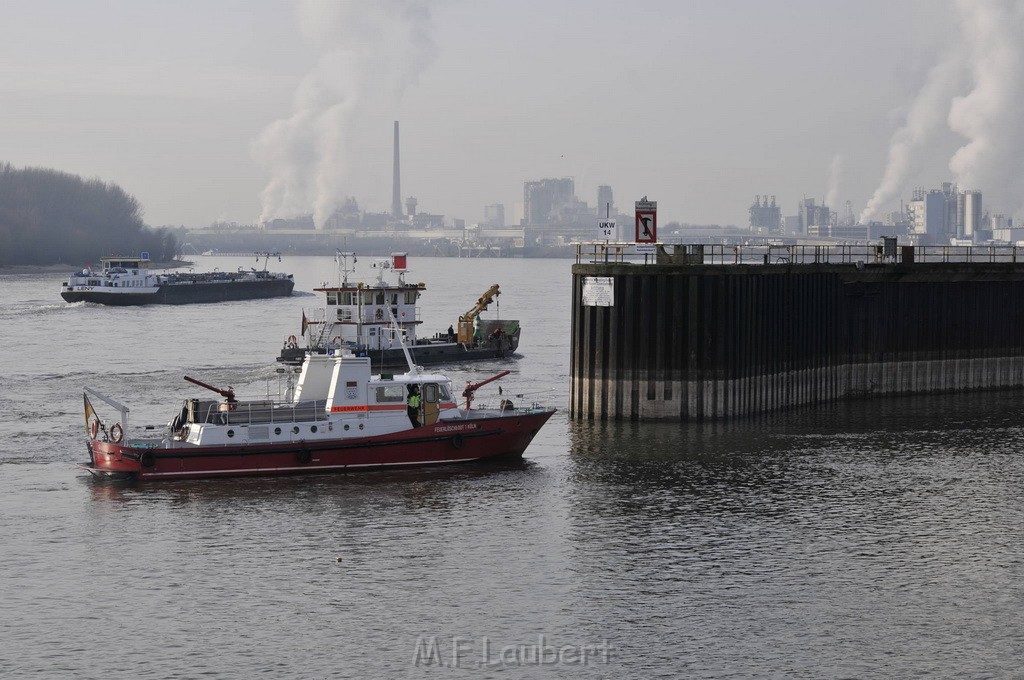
xmin=251 ymin=1 xmax=436 ymax=227
xmin=859 ymin=53 xmax=966 ymax=224
xmin=825 ymin=154 xmax=844 ymax=210
xmin=948 ymin=0 xmax=1024 ymax=212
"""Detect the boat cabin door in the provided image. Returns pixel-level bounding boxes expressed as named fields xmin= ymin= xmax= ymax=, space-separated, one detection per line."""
xmin=422 ymin=383 xmax=441 ymax=426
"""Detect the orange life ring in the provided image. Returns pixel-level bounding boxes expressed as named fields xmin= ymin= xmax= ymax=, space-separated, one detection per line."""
xmin=375 ymin=309 xmax=384 ymax=320
xmin=89 ymin=418 xmax=100 ymax=440
xmin=110 ymin=422 xmax=124 ymax=444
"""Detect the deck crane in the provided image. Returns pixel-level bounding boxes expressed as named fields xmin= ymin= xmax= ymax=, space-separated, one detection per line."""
xmin=457 ymin=284 xmax=500 ymax=344
xmin=183 ymin=375 xmax=237 ymax=409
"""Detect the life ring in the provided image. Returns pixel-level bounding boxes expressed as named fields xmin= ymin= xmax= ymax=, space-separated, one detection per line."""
xmin=110 ymin=422 xmax=124 ymax=444
xmin=89 ymin=418 xmax=100 ymax=440
xmin=139 ymin=451 xmax=156 ymax=468
xmin=375 ymin=308 xmax=384 ymax=320
xmin=451 ymin=434 xmax=464 ymax=449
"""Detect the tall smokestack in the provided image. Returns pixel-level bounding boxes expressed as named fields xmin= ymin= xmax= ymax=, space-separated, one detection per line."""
xmin=391 ymin=120 xmax=403 ymax=218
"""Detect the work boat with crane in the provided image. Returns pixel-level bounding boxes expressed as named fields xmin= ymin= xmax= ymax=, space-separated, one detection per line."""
xmin=79 ymin=330 xmax=554 ymax=480
xmin=276 ymin=252 xmax=520 ymax=369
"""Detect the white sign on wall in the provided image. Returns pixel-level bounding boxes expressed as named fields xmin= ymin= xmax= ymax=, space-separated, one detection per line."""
xmin=598 ymin=219 xmax=616 ymax=241
xmin=582 ymin=276 xmax=614 ymax=306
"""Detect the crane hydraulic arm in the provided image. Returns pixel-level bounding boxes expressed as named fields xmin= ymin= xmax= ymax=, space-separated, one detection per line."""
xmin=457 ymin=284 xmax=500 ymax=344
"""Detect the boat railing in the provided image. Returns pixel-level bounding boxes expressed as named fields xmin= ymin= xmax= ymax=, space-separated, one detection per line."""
xmin=197 ymin=400 xmax=329 ymax=426
xmin=575 ymin=241 xmax=1024 ymax=266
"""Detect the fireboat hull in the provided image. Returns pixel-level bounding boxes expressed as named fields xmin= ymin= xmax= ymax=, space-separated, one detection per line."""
xmin=80 ymin=410 xmax=554 ymax=481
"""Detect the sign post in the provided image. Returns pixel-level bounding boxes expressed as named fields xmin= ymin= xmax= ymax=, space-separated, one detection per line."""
xmin=635 ymin=197 xmax=657 ymax=255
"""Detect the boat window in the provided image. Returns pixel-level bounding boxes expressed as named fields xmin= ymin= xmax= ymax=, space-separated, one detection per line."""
xmin=340 ymin=292 xmax=354 ymax=305
xmin=405 ymin=291 xmax=418 ymax=304
xmin=337 ymin=309 xmax=353 ymax=321
xmin=362 ymin=291 xmax=374 ymax=305
xmin=326 ymin=292 xmax=338 ymax=305
xmin=424 ymin=383 xmax=438 ymax=403
xmin=391 ymin=293 xmax=399 ymax=305
xmin=375 ymin=291 xmax=385 ymax=305
xmin=439 ymin=384 xmax=452 ymax=401
xmin=375 ymin=385 xmax=405 ymax=403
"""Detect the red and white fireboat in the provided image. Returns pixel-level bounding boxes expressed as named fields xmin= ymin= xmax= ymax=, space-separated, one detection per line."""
xmin=79 ymin=343 xmax=555 ymax=481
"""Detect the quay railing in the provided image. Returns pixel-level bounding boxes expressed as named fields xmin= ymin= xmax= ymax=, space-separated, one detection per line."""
xmin=575 ymin=241 xmax=1024 ymax=266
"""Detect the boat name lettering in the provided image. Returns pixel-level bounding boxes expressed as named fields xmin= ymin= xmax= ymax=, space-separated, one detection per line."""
xmin=434 ymin=424 xmax=479 ymax=433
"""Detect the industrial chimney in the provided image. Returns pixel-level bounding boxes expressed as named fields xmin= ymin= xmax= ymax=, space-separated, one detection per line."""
xmin=391 ymin=121 xmax=403 ymax=218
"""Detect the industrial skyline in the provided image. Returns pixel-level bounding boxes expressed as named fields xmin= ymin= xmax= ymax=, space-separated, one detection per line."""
xmin=3 ymin=1 xmax=1024 ymax=231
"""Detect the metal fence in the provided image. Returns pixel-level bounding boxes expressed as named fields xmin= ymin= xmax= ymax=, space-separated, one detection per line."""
xmin=575 ymin=241 xmax=1024 ymax=266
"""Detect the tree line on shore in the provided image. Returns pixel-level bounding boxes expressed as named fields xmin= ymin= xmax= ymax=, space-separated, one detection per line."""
xmin=0 ymin=163 xmax=179 ymax=266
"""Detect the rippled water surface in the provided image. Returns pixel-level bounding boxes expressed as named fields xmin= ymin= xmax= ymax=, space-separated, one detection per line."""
xmin=2 ymin=256 xmax=1023 ymax=678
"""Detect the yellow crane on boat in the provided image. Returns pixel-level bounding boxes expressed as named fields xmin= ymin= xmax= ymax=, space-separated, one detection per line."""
xmin=457 ymin=284 xmax=500 ymax=344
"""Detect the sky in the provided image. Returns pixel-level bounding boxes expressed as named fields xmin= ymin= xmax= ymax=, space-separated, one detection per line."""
xmin=2 ymin=0 xmax=1020 ymax=228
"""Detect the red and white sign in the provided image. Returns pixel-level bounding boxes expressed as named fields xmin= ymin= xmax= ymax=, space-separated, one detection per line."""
xmin=635 ymin=199 xmax=657 ymax=244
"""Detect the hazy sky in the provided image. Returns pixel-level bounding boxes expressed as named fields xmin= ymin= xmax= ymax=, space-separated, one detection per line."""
xmin=3 ymin=0 xmax=1015 ymax=228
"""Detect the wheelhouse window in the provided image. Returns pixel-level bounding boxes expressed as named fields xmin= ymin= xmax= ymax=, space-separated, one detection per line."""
xmin=404 ymin=291 xmax=418 ymax=304
xmin=337 ymin=308 xmax=353 ymax=321
xmin=326 ymin=291 xmax=338 ymax=305
xmin=375 ymin=385 xmax=406 ymax=403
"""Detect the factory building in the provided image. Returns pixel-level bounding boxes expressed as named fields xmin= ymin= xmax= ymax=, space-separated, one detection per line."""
xmin=483 ymin=203 xmax=505 ymax=227
xmin=523 ymin=178 xmax=577 ymax=225
xmin=749 ymin=195 xmax=782 ymax=233
xmin=597 ymin=185 xmax=615 ymax=218
xmin=909 ymin=183 xmax=982 ymax=244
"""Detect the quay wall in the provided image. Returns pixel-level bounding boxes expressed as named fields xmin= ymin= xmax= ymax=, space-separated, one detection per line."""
xmin=570 ymin=261 xmax=1024 ymax=420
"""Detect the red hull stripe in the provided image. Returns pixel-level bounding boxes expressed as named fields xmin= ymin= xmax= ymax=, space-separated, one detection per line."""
xmin=139 ymin=458 xmax=480 ymax=478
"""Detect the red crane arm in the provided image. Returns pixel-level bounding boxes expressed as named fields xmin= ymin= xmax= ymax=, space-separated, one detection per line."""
xmin=184 ymin=375 xmax=236 ymax=403
xmin=462 ymin=370 xmax=511 ymax=409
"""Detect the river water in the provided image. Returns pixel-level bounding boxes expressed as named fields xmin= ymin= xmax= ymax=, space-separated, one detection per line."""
xmin=1 ymin=255 xmax=1023 ymax=678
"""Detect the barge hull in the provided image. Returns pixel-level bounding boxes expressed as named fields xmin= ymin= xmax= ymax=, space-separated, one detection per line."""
xmin=61 ymin=279 xmax=294 ymax=305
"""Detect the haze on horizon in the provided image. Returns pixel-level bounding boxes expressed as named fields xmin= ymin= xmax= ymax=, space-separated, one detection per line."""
xmin=2 ymin=0 xmax=1021 ymax=229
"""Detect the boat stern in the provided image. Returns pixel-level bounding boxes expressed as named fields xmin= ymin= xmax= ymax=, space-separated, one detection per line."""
xmin=83 ymin=440 xmax=147 ymax=478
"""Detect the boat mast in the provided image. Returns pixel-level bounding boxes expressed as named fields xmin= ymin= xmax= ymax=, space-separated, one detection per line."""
xmin=335 ymin=250 xmax=356 ymax=287
xmin=385 ymin=305 xmax=418 ymax=374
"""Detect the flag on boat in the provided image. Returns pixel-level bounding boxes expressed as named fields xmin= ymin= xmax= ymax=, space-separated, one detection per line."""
xmin=83 ymin=393 xmax=97 ymax=435
xmin=301 ymin=311 xmax=309 ymax=335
